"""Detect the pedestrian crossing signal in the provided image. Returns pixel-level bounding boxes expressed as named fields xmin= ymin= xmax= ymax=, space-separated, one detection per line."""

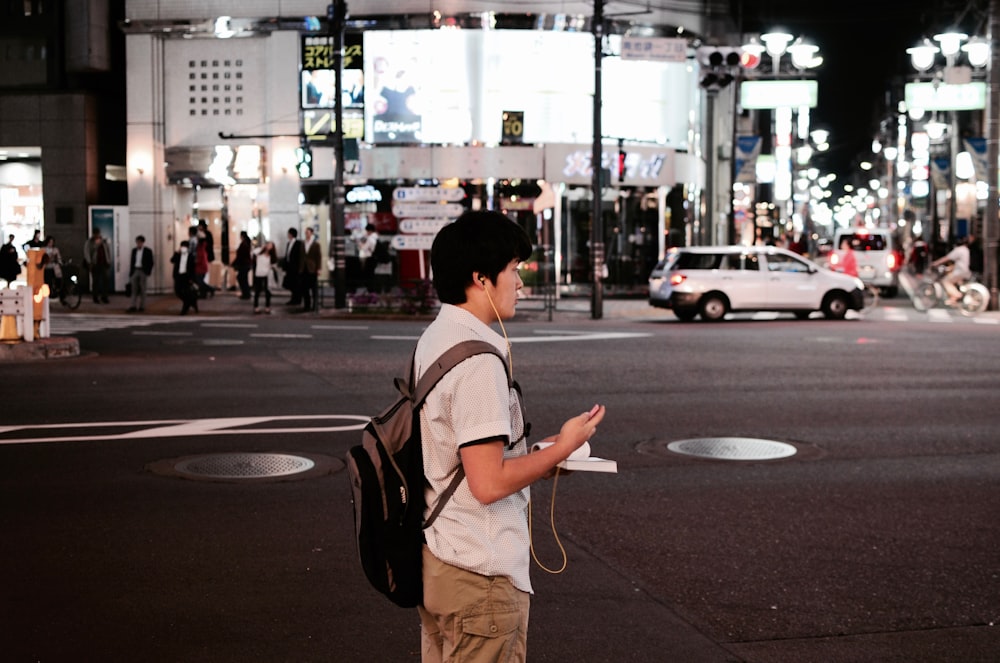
xmin=296 ymin=145 xmax=313 ymax=179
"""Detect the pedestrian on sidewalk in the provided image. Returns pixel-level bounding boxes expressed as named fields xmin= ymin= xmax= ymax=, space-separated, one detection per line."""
xmin=127 ymin=235 xmax=154 ymax=313
xmin=170 ymin=240 xmax=198 ymax=315
xmin=234 ymin=231 xmax=253 ymax=300
xmin=84 ymin=230 xmax=111 ymax=304
xmin=252 ymin=240 xmax=277 ymax=314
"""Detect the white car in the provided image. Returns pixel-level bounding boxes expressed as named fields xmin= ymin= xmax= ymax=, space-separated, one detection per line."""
xmin=648 ymin=245 xmax=865 ymax=321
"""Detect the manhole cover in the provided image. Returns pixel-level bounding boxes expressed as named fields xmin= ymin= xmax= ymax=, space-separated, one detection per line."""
xmin=147 ymin=452 xmax=342 ymax=482
xmin=175 ymin=453 xmax=314 ymax=478
xmin=667 ymin=437 xmax=797 ymax=461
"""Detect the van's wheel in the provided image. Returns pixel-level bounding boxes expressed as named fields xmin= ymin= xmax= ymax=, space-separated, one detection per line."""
xmin=822 ymin=293 xmax=849 ymax=320
xmin=673 ymin=307 xmax=697 ymax=322
xmin=699 ymin=294 xmax=729 ymax=321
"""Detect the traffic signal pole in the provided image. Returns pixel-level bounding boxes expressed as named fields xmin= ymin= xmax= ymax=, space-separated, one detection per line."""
xmin=590 ymin=0 xmax=604 ymax=320
xmin=328 ymin=1 xmax=347 ymax=308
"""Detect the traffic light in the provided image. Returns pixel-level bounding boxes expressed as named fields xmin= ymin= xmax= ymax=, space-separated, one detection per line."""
xmin=696 ymin=46 xmax=748 ymax=90
xmin=295 ymin=144 xmax=313 ymax=178
xmin=617 ymin=139 xmax=626 ymax=183
xmin=696 ymin=46 xmax=742 ymax=69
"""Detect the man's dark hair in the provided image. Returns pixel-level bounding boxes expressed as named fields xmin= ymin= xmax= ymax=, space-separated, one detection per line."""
xmin=288 ymin=227 xmax=298 ymax=238
xmin=431 ymin=210 xmax=532 ymax=304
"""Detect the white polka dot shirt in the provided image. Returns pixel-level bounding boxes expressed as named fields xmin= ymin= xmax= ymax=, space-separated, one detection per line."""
xmin=415 ymin=304 xmax=532 ymax=593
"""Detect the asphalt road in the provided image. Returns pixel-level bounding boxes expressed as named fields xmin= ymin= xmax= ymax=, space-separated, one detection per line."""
xmin=1 ymin=302 xmax=998 ymax=662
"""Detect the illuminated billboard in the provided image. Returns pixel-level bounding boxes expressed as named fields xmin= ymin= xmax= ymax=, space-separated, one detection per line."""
xmin=739 ymin=80 xmax=818 ymax=109
xmin=905 ymin=82 xmax=986 ymax=111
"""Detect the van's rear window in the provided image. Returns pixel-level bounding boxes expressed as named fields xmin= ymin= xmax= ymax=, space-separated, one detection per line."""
xmin=841 ymin=234 xmax=887 ymax=251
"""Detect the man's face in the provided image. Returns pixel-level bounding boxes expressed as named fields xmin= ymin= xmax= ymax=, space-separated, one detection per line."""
xmin=490 ymin=258 xmax=524 ymax=319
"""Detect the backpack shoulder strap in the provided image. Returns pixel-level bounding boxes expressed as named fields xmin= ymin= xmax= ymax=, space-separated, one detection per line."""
xmin=412 ymin=339 xmax=510 ymax=530
xmin=412 ymin=339 xmax=509 ymax=406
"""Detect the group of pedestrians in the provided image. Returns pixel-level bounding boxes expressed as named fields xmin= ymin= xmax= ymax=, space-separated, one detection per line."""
xmin=4 ymin=223 xmax=325 ymax=315
xmin=171 ymin=225 xmax=323 ymax=316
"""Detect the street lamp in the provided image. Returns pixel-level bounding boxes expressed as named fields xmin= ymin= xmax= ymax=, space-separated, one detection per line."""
xmin=742 ymin=31 xmax=822 ymax=244
xmin=906 ymin=27 xmax=996 ymax=310
xmin=907 ymin=31 xmax=987 ymax=241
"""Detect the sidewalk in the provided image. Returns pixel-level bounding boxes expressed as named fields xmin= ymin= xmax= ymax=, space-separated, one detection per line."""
xmin=54 ymin=287 xmax=669 ymax=322
xmin=0 ymin=290 xmax=666 ymax=361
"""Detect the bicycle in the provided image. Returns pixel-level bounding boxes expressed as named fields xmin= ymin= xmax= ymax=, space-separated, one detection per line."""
xmin=53 ymin=259 xmax=82 ymax=310
xmin=915 ymin=265 xmax=989 ymax=316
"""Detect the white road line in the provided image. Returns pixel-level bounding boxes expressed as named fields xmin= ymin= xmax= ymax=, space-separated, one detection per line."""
xmin=132 ymin=330 xmax=193 ymax=336
xmin=249 ymin=333 xmax=313 ymax=338
xmin=972 ymin=316 xmax=999 ymax=324
xmin=0 ymin=415 xmax=368 ymax=446
xmin=201 ymin=323 xmax=258 ymax=328
xmin=311 ymin=324 xmax=370 ymax=330
xmin=370 ymin=331 xmax=651 ymax=343
xmin=927 ymin=309 xmax=953 ymax=323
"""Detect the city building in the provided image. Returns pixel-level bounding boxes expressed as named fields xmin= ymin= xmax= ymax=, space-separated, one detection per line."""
xmin=3 ymin=1 xmax=746 ymax=298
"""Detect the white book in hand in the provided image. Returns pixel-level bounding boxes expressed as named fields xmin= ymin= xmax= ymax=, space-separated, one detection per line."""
xmin=531 ymin=441 xmax=618 ymax=474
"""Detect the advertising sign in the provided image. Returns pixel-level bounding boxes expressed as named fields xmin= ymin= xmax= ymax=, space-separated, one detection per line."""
xmin=502 ymin=110 xmax=524 ymax=144
xmin=905 ymin=82 xmax=986 ymax=111
xmin=739 ymin=80 xmax=818 ymax=109
xmin=301 ymin=33 xmax=364 ymax=141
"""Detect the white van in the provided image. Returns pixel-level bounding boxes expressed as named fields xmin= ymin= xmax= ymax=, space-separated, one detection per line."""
xmin=831 ymin=228 xmax=899 ymax=296
xmin=648 ymin=245 xmax=865 ymax=321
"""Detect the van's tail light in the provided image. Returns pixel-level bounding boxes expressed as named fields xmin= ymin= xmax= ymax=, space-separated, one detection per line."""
xmin=829 ymin=252 xmax=841 ymax=267
xmin=886 ymin=252 xmax=898 ymax=271
xmin=669 ymin=274 xmax=686 ymax=286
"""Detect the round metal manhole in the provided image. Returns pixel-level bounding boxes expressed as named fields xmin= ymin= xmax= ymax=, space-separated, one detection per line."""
xmin=667 ymin=437 xmax=798 ymax=461
xmin=147 ymin=452 xmax=342 ymax=483
xmin=176 ymin=453 xmax=314 ymax=478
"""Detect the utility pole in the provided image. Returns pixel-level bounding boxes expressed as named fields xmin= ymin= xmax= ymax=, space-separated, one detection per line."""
xmin=986 ymin=0 xmax=1000 ymax=309
xmin=328 ymin=1 xmax=347 ymax=308
xmin=590 ymin=0 xmax=604 ymax=319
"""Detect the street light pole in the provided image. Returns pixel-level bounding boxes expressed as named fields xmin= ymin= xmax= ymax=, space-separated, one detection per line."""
xmin=590 ymin=0 xmax=604 ymax=320
xmin=328 ymin=1 xmax=347 ymax=309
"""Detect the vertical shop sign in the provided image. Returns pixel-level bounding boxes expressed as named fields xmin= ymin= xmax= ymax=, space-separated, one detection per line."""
xmin=502 ymin=111 xmax=524 ymax=145
xmin=301 ymin=33 xmax=364 ymax=140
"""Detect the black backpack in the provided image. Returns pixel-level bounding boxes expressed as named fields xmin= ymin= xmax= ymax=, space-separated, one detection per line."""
xmin=346 ymin=340 xmax=509 ymax=608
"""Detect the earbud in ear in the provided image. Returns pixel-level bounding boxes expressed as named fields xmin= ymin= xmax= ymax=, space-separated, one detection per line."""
xmin=478 ymin=275 xmax=486 ymax=284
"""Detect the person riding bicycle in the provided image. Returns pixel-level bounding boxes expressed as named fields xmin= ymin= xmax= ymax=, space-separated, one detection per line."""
xmin=930 ymin=237 xmax=971 ymax=306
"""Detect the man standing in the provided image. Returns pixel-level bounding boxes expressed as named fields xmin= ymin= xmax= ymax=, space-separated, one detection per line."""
xmin=233 ymin=231 xmax=253 ymax=300
xmin=357 ymin=223 xmax=378 ymax=290
xmin=282 ymin=227 xmax=305 ymax=306
xmin=127 ymin=235 xmax=154 ymax=312
xmin=0 ymin=234 xmax=20 ymax=286
xmin=414 ymin=210 xmax=606 ymax=662
xmin=84 ymin=229 xmax=110 ymax=303
xmin=301 ymin=226 xmax=322 ymax=312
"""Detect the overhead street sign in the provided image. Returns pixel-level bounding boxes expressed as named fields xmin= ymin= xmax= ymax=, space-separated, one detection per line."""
xmin=620 ymin=37 xmax=687 ymax=63
xmin=391 ymin=202 xmax=465 ymax=218
xmin=399 ymin=218 xmax=452 ymax=234
xmin=391 ymin=234 xmax=436 ymax=251
xmin=392 ymin=187 xmax=466 ymax=202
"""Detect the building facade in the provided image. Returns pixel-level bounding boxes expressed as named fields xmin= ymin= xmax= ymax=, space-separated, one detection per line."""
xmin=1 ymin=1 xmax=739 ymax=298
